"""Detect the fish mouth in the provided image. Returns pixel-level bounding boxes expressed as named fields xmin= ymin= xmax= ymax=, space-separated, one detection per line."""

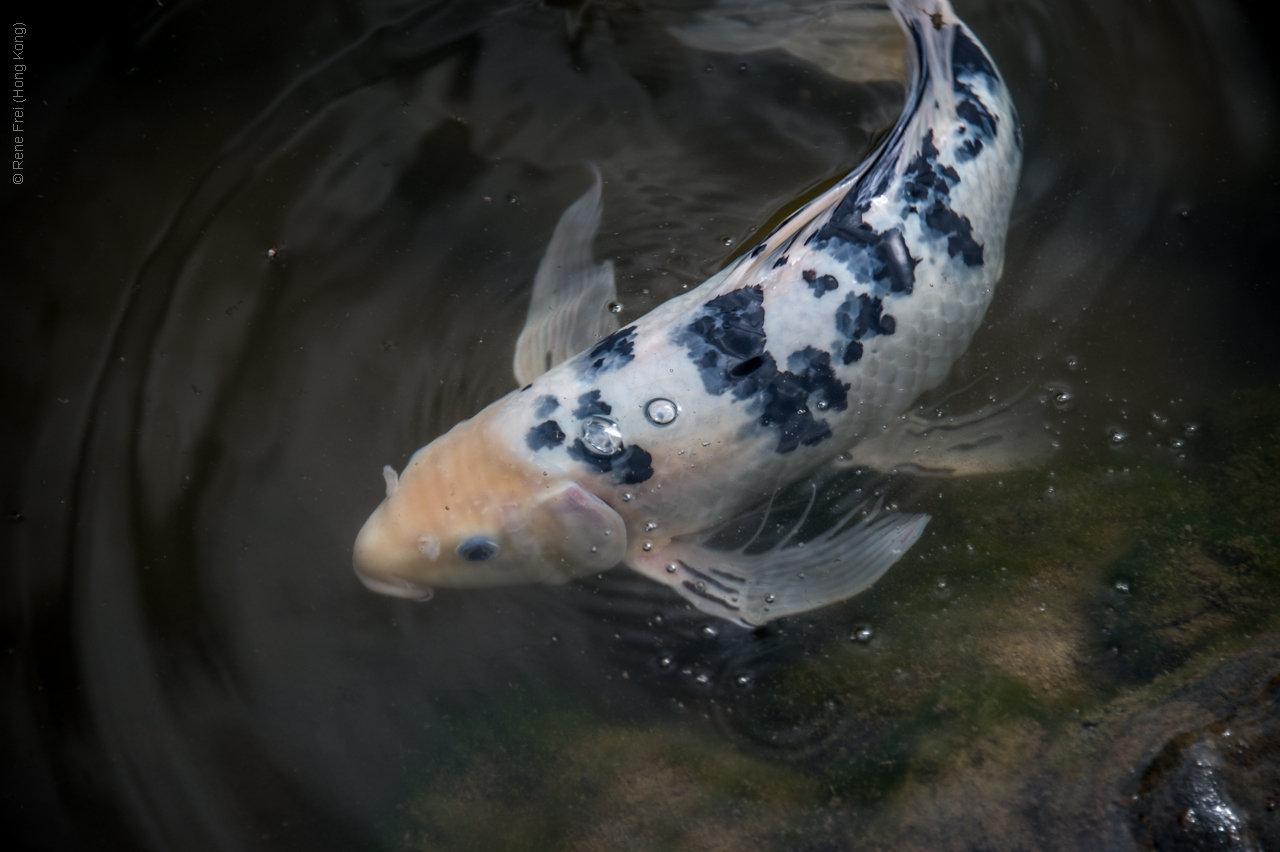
xmin=353 ymin=563 xmax=434 ymax=601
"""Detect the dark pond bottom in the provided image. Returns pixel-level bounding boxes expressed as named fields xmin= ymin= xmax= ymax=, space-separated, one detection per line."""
xmin=4 ymin=1 xmax=1280 ymax=850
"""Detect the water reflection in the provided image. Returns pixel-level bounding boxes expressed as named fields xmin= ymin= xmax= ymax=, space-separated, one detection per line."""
xmin=5 ymin=0 xmax=1279 ymax=850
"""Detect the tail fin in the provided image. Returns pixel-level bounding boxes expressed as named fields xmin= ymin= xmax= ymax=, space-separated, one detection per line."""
xmin=669 ymin=1 xmax=904 ymax=84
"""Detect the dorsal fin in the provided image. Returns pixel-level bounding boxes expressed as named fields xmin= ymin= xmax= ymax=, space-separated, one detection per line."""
xmin=512 ymin=165 xmax=619 ymax=386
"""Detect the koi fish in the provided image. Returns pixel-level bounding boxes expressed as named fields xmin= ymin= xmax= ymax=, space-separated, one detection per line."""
xmin=353 ymin=0 xmax=1027 ymax=627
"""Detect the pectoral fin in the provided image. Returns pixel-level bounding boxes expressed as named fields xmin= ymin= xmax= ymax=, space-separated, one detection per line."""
xmin=512 ymin=165 xmax=619 ymax=386
xmin=626 ymin=489 xmax=928 ymax=627
xmin=841 ymin=391 xmax=1055 ymax=476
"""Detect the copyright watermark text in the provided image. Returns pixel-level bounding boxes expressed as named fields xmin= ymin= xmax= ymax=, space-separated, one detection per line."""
xmin=13 ymin=22 xmax=25 ymax=184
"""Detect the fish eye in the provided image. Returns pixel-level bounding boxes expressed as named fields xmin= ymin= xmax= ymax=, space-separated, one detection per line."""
xmin=457 ymin=537 xmax=500 ymax=562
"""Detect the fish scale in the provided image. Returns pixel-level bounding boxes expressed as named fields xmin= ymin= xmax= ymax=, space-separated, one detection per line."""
xmin=353 ymin=0 xmax=1026 ymax=627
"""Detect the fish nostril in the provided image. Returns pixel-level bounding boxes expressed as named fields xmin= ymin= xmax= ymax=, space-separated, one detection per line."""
xmin=457 ymin=537 xmax=500 ymax=561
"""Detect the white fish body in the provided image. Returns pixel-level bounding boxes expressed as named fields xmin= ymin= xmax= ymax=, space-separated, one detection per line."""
xmin=354 ymin=0 xmax=1026 ymax=626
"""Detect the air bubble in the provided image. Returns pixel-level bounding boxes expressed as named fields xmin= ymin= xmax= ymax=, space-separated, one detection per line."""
xmin=645 ymin=398 xmax=678 ymax=425
xmin=658 ymin=656 xmax=672 ymax=668
xmin=621 ymin=492 xmax=634 ymax=502
xmin=702 ymin=625 xmax=717 ymax=638
xmin=666 ymin=564 xmax=678 ymax=573
xmin=1109 ymin=429 xmax=1128 ymax=444
xmin=608 ymin=301 xmax=623 ymax=314
xmin=851 ymin=627 xmax=873 ymax=642
xmin=695 ymin=673 xmax=710 ymax=684
xmin=736 ymin=674 xmax=751 ymax=685
xmin=645 ymin=521 xmax=658 ymax=532
xmin=1115 ymin=580 xmax=1130 ymax=592
xmin=642 ymin=541 xmax=653 ymax=552
xmin=582 ymin=415 xmax=624 ymax=455
xmin=815 ymin=400 xmax=829 ymax=411
xmin=765 ymin=594 xmax=776 ymax=603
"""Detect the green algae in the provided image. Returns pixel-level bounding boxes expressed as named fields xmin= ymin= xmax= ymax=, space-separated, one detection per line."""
xmin=386 ymin=389 xmax=1280 ymax=851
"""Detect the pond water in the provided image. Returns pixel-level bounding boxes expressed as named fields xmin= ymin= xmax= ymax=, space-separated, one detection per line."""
xmin=5 ymin=1 xmax=1280 ymax=850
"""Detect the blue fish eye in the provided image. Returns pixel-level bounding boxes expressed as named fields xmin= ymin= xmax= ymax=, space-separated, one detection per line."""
xmin=457 ymin=537 xmax=500 ymax=562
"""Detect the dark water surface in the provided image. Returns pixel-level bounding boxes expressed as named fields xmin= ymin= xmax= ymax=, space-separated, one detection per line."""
xmin=5 ymin=1 xmax=1280 ymax=850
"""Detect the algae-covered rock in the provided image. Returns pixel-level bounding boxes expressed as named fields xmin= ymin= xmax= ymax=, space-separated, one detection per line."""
xmin=389 ymin=390 xmax=1280 ymax=851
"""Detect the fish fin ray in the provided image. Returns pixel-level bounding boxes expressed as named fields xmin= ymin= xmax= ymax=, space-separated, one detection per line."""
xmin=626 ymin=497 xmax=928 ymax=627
xmin=513 ymin=164 xmax=619 ymax=385
xmin=838 ymin=387 xmax=1056 ymax=476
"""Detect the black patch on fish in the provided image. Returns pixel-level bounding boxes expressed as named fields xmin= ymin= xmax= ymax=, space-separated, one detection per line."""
xmin=871 ymin=228 xmax=918 ymax=294
xmin=675 ymin=286 xmax=844 ymax=454
xmin=521 ymin=384 xmax=533 ymax=392
xmin=786 ymin=347 xmax=849 ymax=412
xmin=680 ymin=286 xmax=769 ymax=397
xmin=902 ymin=132 xmax=959 ymax=202
xmin=749 ymin=242 xmax=767 ymax=258
xmin=952 ymin=36 xmax=999 ymax=144
xmin=728 ymin=355 xmax=767 ymax=379
xmin=815 ymin=217 xmax=920 ymax=295
xmin=897 ymin=130 xmax=984 ymax=268
xmin=813 ymin=140 xmax=922 ymax=297
xmin=925 ymin=201 xmax=984 ymax=266
xmin=802 ymin=269 xmax=839 ymax=297
xmin=583 ymin=325 xmax=637 ymax=373
xmin=957 ymin=137 xmax=984 ymax=161
xmin=535 ymin=394 xmax=559 ymax=419
xmin=612 ymin=446 xmax=654 ymax=484
xmin=566 ymin=440 xmax=654 ymax=485
xmin=952 ymin=29 xmax=997 ymax=81
xmin=772 ymin=255 xmax=788 ymax=269
xmin=836 ymin=293 xmax=896 ymax=365
xmin=573 ymin=390 xmax=611 ymax=419
xmin=526 ymin=420 xmax=565 ymax=451
xmin=957 ymin=97 xmax=998 ymax=140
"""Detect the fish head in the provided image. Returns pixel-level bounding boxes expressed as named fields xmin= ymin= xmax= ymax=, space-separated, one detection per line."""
xmin=353 ymin=406 xmax=627 ymax=600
